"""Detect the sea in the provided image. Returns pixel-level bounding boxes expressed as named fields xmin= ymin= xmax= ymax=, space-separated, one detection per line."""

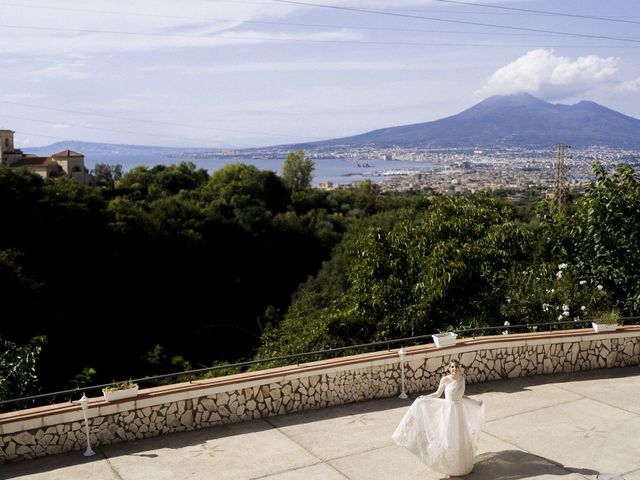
xmin=85 ymin=152 xmax=436 ymax=186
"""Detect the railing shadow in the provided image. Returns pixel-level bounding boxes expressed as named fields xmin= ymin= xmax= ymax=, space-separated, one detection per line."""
xmin=452 ymin=449 xmax=601 ymax=479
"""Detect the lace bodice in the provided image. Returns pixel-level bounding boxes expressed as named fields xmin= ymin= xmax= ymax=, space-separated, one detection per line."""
xmin=432 ymin=375 xmax=465 ymax=401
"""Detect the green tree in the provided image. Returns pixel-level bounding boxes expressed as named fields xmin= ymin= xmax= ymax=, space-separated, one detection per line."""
xmin=0 ymin=336 xmax=46 ymax=404
xmin=115 ymin=165 xmax=153 ymax=199
xmin=281 ymin=150 xmax=314 ymax=192
xmin=501 ymin=262 xmax=610 ymax=326
xmin=93 ymin=163 xmax=123 ymax=189
xmin=0 ymin=250 xmax=45 ymax=329
xmin=559 ymin=163 xmax=640 ymax=314
xmin=148 ymin=162 xmax=209 ymax=197
xmin=258 ymin=194 xmax=531 ymax=357
xmin=339 ymin=195 xmax=530 ymax=340
xmin=204 ymin=163 xmax=290 ymax=230
xmin=116 ymin=162 xmax=208 ymax=200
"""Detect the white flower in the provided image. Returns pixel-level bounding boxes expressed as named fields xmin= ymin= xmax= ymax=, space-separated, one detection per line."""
xmin=579 ymin=280 xmax=587 ymax=285
xmin=502 ymin=330 xmax=509 ymax=335
xmin=504 ymin=321 xmax=510 ymax=327
xmin=558 ymin=263 xmax=568 ymax=270
xmin=563 ymin=311 xmax=570 ymax=317
xmin=581 ymin=305 xmax=586 ymax=311
xmin=542 ymin=303 xmax=550 ymax=312
xmin=573 ymin=316 xmax=580 ymax=321
xmin=558 ymin=315 xmax=564 ymax=320
xmin=532 ymin=326 xmax=538 ymax=331
xmin=506 ymin=297 xmax=511 ymax=304
xmin=597 ymin=285 xmax=603 ymax=291
xmin=562 ymin=304 xmax=569 ymax=312
xmin=556 ymin=271 xmax=563 ymax=279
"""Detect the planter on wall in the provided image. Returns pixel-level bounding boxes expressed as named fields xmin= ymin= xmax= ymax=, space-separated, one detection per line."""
xmin=432 ymin=332 xmax=457 ymax=348
xmin=591 ymin=322 xmax=618 ymax=333
xmin=102 ymin=385 xmax=139 ymax=402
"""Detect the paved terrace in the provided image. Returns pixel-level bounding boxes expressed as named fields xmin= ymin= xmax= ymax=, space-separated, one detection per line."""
xmin=2 ymin=366 xmax=639 ymax=480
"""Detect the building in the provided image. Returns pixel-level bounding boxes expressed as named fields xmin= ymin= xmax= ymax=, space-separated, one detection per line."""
xmin=0 ymin=129 xmax=95 ymax=185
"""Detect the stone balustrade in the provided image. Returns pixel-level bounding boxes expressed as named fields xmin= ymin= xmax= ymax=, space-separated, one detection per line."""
xmin=1 ymin=326 xmax=639 ymax=463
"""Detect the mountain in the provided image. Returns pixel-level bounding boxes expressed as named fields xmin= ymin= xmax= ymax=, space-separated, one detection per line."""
xmin=300 ymin=93 xmax=640 ymax=149
xmin=21 ymin=93 xmax=640 ymax=155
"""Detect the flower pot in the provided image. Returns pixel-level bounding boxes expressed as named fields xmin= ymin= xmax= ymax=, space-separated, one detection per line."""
xmin=102 ymin=385 xmax=139 ymax=402
xmin=591 ymin=322 xmax=618 ymax=333
xmin=432 ymin=332 xmax=457 ymax=348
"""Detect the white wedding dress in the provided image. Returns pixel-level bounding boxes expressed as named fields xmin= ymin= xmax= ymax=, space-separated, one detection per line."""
xmin=392 ymin=375 xmax=484 ymax=476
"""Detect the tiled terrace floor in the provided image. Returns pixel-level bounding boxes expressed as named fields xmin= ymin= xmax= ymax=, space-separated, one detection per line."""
xmin=2 ymin=366 xmax=639 ymax=480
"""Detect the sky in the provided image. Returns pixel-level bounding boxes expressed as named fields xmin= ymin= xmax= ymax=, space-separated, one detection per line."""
xmin=1 ymin=0 xmax=639 ymax=148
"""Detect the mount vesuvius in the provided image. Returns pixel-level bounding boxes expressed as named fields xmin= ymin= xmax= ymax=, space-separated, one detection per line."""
xmin=300 ymin=93 xmax=640 ymax=149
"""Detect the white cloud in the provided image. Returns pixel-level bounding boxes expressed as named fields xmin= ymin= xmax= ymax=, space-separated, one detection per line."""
xmin=476 ymin=49 xmax=619 ymax=100
xmin=616 ymin=77 xmax=640 ymax=93
xmin=0 ymin=0 xmax=411 ymax=55
xmin=0 ymin=0 xmax=294 ymax=54
xmin=0 ymin=0 xmax=455 ymax=55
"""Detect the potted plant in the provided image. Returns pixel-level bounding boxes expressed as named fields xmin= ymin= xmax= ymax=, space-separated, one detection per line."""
xmin=591 ymin=310 xmax=620 ymax=333
xmin=102 ymin=380 xmax=139 ymax=402
xmin=432 ymin=332 xmax=457 ymax=348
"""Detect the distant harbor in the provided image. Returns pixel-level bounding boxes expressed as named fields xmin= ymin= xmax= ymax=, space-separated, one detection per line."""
xmin=46 ymin=143 xmax=640 ymax=193
xmin=83 ymin=151 xmax=436 ymax=186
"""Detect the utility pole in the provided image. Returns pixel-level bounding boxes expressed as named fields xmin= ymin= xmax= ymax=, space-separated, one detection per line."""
xmin=552 ymin=144 xmax=570 ymax=217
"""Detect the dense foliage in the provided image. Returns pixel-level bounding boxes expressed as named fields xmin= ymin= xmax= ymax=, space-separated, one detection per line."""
xmin=0 ymin=161 xmax=335 ymax=396
xmin=257 ymin=194 xmax=533 ymax=357
xmin=559 ymin=163 xmax=640 ymax=313
xmin=1 ymin=158 xmax=638 ymax=402
xmin=258 ymin=163 xmax=640 ymax=359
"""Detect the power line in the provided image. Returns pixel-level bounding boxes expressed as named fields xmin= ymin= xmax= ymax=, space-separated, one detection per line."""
xmin=2 ymin=1 xmax=639 ymax=45
xmin=0 ymin=100 xmax=323 ymax=140
xmin=272 ymin=0 xmax=640 ymax=44
xmin=0 ymin=1 xmax=595 ymax=39
xmin=1 ymin=24 xmax=637 ymax=49
xmin=0 ymin=0 xmax=541 ymax=18
xmin=434 ymin=0 xmax=640 ymax=26
xmin=210 ymin=0 xmax=640 ymax=18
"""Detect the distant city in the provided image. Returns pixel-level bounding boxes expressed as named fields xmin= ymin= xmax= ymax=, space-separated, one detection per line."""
xmin=171 ymin=144 xmax=640 ymax=194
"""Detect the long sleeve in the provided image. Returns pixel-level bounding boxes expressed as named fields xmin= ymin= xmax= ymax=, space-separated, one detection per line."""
xmin=428 ymin=377 xmax=446 ymax=398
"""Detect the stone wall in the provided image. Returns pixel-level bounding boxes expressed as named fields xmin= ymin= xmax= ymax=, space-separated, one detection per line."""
xmin=1 ymin=328 xmax=639 ymax=463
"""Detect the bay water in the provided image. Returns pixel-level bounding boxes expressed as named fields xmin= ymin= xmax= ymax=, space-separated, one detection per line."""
xmin=85 ymin=152 xmax=435 ymax=186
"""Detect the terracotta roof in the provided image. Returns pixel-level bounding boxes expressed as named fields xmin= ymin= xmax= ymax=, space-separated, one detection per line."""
xmin=10 ymin=156 xmax=55 ymax=167
xmin=51 ymin=150 xmax=84 ymax=158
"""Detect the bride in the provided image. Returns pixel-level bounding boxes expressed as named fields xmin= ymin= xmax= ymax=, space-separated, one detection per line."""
xmin=392 ymin=360 xmax=484 ymax=476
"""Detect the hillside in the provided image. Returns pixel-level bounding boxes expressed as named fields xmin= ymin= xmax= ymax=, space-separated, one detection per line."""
xmin=299 ymin=93 xmax=640 ymax=149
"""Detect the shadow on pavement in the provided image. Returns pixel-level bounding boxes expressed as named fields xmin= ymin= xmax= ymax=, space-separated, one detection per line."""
xmin=458 ymin=450 xmax=600 ymax=480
